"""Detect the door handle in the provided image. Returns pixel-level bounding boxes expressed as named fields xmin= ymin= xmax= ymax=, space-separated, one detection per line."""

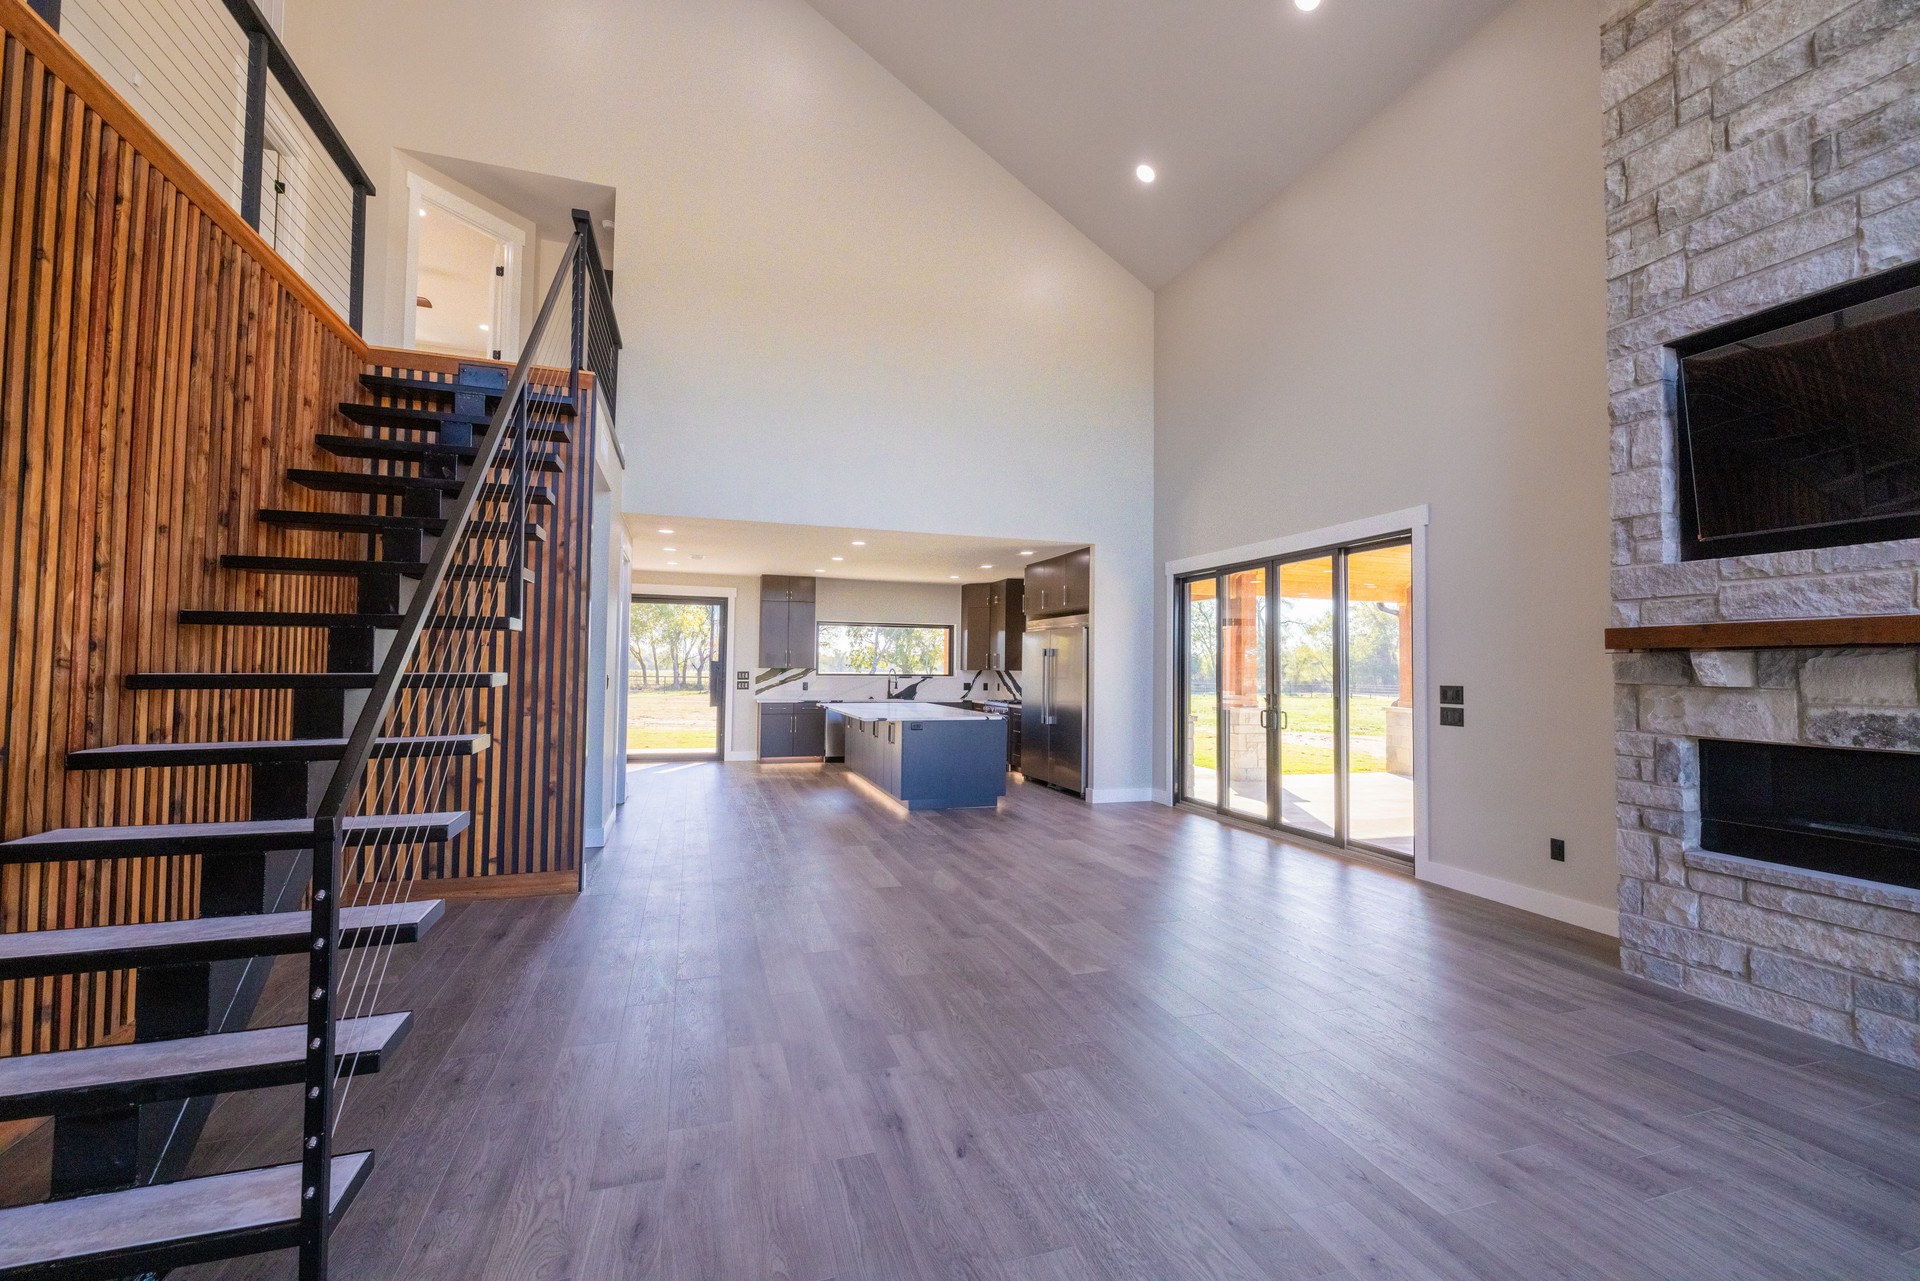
xmin=1259 ymin=708 xmax=1273 ymax=730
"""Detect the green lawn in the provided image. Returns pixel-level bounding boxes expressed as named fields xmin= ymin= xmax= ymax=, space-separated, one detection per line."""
xmin=1186 ymin=692 xmax=1393 ymax=775
xmin=628 ymin=687 xmax=719 ymax=753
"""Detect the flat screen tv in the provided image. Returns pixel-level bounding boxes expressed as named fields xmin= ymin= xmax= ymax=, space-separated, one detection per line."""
xmin=1672 ymin=260 xmax=1920 ymax=560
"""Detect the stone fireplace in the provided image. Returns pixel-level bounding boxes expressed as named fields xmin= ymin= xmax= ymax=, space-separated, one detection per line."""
xmin=1605 ymin=0 xmax=1920 ymax=1066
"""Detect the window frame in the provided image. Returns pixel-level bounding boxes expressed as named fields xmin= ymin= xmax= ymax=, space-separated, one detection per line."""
xmin=813 ymin=621 xmax=955 ymax=677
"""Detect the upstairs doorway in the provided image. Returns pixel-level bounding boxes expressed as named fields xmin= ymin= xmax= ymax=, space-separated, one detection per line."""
xmin=628 ymin=596 xmax=728 ymax=761
xmin=403 ymin=173 xmax=524 ymax=360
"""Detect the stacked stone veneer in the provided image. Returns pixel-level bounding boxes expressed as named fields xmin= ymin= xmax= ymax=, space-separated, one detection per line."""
xmin=1605 ymin=0 xmax=1920 ymax=1065
xmin=1616 ymin=648 xmax=1920 ymax=1064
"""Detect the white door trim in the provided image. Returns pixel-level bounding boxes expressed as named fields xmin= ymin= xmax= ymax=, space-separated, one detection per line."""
xmin=402 ymin=172 xmax=527 ymax=359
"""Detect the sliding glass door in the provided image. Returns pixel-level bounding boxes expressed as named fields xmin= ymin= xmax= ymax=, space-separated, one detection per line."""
xmin=1177 ymin=538 xmax=1415 ymax=860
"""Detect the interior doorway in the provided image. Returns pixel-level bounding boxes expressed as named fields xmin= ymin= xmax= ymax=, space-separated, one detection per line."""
xmin=628 ymin=596 xmax=728 ymax=761
xmin=1178 ymin=536 xmax=1416 ymax=859
xmin=403 ymin=173 xmax=524 ymax=361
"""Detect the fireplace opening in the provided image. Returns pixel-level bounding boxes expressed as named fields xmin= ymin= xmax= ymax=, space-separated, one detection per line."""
xmin=1700 ymin=738 xmax=1920 ymax=889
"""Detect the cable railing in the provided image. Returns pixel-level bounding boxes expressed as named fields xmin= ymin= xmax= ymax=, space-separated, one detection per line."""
xmin=572 ymin=208 xmax=625 ymax=454
xmin=283 ymin=225 xmax=590 ymax=1277
xmin=36 ymin=0 xmax=372 ymax=327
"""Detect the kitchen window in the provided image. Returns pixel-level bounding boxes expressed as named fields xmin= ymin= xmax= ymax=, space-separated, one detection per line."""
xmin=815 ymin=623 xmax=953 ymax=676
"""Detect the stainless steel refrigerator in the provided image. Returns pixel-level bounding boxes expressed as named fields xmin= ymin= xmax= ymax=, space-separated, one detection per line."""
xmin=1021 ymin=615 xmax=1088 ymax=795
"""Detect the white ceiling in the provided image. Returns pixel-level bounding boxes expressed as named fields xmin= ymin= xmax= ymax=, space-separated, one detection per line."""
xmin=802 ymin=0 xmax=1513 ymax=287
xmin=623 ymin=514 xmax=1079 ymax=585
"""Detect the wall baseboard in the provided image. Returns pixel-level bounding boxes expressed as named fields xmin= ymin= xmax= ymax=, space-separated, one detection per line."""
xmin=1087 ymin=787 xmax=1158 ymax=804
xmin=1417 ymin=860 xmax=1619 ymax=938
xmin=725 ymin=750 xmax=758 ymax=762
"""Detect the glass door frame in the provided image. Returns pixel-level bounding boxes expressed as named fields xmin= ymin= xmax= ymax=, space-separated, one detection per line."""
xmin=628 ymin=593 xmax=730 ymax=763
xmin=1173 ymin=533 xmax=1416 ymax=863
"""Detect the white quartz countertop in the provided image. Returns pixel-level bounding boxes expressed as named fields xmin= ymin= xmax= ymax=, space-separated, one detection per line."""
xmin=826 ymin=701 xmax=999 ymax=723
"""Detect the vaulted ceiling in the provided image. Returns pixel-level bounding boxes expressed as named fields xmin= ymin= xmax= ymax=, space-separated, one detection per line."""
xmin=803 ymin=0 xmax=1514 ymax=287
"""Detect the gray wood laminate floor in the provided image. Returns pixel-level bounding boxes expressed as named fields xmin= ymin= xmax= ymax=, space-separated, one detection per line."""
xmin=123 ymin=764 xmax=1920 ymax=1276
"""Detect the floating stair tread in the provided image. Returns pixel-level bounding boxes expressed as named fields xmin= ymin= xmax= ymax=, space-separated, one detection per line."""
xmin=178 ymin=611 xmax=522 ymax=631
xmin=127 ymin=671 xmax=508 ymax=691
xmin=315 ymin=433 xmax=563 ymax=473
xmin=0 ymin=1013 xmax=410 ymax=1122
xmin=338 ymin=402 xmax=571 ymax=441
xmin=67 ymin=734 xmax=490 ymax=769
xmin=0 ymin=900 xmax=445 ymax=981
xmin=219 ymin=555 xmax=534 ymax=582
xmin=0 ymin=1151 xmax=372 ymax=1280
xmin=286 ymin=470 xmax=555 ymax=506
xmin=258 ymin=509 xmax=546 ymax=542
xmin=357 ymin=372 xmax=576 ymax=410
xmin=0 ymin=812 xmax=469 ymax=863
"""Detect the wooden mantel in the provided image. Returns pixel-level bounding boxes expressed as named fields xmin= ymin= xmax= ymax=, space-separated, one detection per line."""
xmin=1606 ymin=616 xmax=1920 ymax=651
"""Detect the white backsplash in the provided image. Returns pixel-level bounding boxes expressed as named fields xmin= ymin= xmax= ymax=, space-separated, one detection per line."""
xmin=755 ymin=670 xmax=1019 ymax=705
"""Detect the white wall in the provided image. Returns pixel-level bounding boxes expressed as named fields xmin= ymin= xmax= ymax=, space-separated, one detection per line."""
xmin=284 ymin=0 xmax=1157 ymax=800
xmin=1155 ymin=0 xmax=1618 ymax=931
xmin=583 ymin=417 xmax=630 ymax=846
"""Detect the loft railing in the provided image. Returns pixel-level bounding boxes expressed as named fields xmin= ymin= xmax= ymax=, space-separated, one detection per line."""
xmin=572 ymin=207 xmax=625 ymax=455
xmin=30 ymin=0 xmax=372 ymax=327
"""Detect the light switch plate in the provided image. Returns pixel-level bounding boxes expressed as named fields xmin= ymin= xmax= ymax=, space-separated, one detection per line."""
xmin=1439 ymin=685 xmax=1465 ymax=706
xmin=1440 ymin=706 xmax=1465 ymax=727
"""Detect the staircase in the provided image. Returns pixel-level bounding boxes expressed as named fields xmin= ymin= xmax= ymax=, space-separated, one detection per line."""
xmin=0 ymin=222 xmax=610 ymax=1279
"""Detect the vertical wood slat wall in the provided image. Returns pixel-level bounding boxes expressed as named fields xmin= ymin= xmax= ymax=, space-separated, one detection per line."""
xmin=0 ymin=9 xmax=363 ymax=1058
xmin=361 ymin=348 xmax=590 ymax=894
xmin=0 ymin=0 xmax=590 ymax=1066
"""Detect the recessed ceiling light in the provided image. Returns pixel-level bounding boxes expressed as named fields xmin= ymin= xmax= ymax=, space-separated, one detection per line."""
xmin=851 ymin=540 xmax=866 ymax=546
xmin=814 ymin=568 xmax=826 ymax=574
xmin=832 ymin=556 xmax=844 ymax=561
xmin=478 ymin=323 xmax=490 ymax=332
xmin=657 ymin=528 xmax=674 ymax=534
xmin=1295 ymin=0 xmax=1320 ymax=10
xmin=417 ymin=208 xmax=427 ymax=217
xmin=980 ymin=564 xmax=994 ymax=570
xmin=662 ymin=546 xmax=676 ymax=552
xmin=1136 ymin=164 xmax=1156 ymax=184
xmin=666 ymin=561 xmax=679 ymax=566
xmin=949 ymin=574 xmax=960 ymax=580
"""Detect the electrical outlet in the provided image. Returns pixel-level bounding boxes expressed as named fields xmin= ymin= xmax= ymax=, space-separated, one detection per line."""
xmin=1550 ymin=838 xmax=1566 ymax=862
xmin=1440 ymin=706 xmax=1465 ymax=727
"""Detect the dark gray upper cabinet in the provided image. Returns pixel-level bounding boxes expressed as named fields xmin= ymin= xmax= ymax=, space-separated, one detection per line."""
xmin=758 ymin=576 xmax=818 ymax=668
xmin=961 ymin=579 xmax=1025 ymax=670
xmin=1025 ymin=549 xmax=1091 ymax=619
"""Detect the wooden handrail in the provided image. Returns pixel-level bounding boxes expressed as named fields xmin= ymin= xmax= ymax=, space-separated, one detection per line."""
xmin=0 ymin=0 xmax=368 ymax=354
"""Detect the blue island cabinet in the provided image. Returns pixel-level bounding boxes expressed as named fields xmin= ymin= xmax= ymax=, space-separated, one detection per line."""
xmin=832 ymin=704 xmax=1008 ymax=811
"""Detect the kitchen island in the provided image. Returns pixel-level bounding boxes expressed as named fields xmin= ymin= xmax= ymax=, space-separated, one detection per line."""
xmin=829 ymin=702 xmax=1008 ymax=811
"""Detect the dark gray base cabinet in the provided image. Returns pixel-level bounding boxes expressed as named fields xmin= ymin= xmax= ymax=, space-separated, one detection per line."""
xmin=759 ymin=702 xmax=825 ymax=759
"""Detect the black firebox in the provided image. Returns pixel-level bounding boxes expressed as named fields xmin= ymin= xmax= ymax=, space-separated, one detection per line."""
xmin=1700 ymin=738 xmax=1920 ymax=889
